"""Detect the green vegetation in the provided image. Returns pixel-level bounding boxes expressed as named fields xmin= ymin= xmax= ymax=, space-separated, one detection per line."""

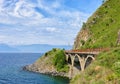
xmin=98 ymin=47 xmax=120 ymax=77
xmin=71 ymin=47 xmax=120 ymax=84
xmin=36 ymin=48 xmax=69 ymax=72
xmin=74 ymin=0 xmax=120 ymax=49
xmin=72 ymin=0 xmax=120 ymax=83
xmin=53 ymin=49 xmax=69 ymax=72
xmin=82 ymin=22 xmax=87 ymax=30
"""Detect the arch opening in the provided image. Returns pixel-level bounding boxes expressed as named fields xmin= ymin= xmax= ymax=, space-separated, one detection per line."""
xmin=68 ymin=55 xmax=72 ymax=64
xmin=84 ymin=56 xmax=94 ymax=69
xmin=74 ymin=56 xmax=81 ymax=70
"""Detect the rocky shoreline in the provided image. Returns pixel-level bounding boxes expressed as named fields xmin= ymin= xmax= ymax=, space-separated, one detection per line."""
xmin=23 ymin=64 xmax=69 ymax=78
xmin=22 ymin=49 xmax=71 ymax=79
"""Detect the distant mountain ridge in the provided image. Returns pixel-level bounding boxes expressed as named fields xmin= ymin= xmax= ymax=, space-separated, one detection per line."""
xmin=0 ymin=44 xmax=19 ymax=52
xmin=0 ymin=44 xmax=71 ymax=53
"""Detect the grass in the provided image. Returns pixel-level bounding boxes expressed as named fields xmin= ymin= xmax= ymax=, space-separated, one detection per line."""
xmin=35 ymin=48 xmax=69 ymax=72
xmin=74 ymin=0 xmax=120 ymax=49
xmin=70 ymin=47 xmax=120 ymax=84
xmin=98 ymin=47 xmax=120 ymax=77
xmin=71 ymin=0 xmax=120 ymax=83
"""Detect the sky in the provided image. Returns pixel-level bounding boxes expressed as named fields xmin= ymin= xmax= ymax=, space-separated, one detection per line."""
xmin=0 ymin=0 xmax=102 ymax=46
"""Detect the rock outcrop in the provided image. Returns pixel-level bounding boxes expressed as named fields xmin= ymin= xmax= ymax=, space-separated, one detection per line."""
xmin=23 ymin=64 xmax=68 ymax=77
xmin=73 ymin=28 xmax=90 ymax=49
xmin=23 ymin=49 xmax=70 ymax=78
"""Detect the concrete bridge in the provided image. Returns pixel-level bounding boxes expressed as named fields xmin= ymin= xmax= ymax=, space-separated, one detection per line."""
xmin=64 ymin=48 xmax=109 ymax=78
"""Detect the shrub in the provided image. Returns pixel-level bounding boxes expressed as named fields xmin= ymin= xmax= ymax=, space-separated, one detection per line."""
xmin=112 ymin=62 xmax=120 ymax=76
xmin=82 ymin=22 xmax=87 ymax=29
xmin=106 ymin=74 xmax=116 ymax=81
xmin=80 ymin=40 xmax=85 ymax=46
xmin=53 ymin=50 xmax=69 ymax=72
xmin=53 ymin=48 xmax=57 ymax=52
xmin=45 ymin=52 xmax=48 ymax=56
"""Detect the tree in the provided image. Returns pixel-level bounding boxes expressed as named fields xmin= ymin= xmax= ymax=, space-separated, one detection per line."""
xmin=82 ymin=22 xmax=86 ymax=29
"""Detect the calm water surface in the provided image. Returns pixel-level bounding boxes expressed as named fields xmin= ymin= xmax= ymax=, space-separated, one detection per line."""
xmin=0 ymin=53 xmax=69 ymax=84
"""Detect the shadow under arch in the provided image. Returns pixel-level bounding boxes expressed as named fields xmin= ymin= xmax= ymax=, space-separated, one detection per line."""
xmin=84 ymin=55 xmax=95 ymax=69
xmin=73 ymin=55 xmax=81 ymax=70
xmin=68 ymin=55 xmax=72 ymax=64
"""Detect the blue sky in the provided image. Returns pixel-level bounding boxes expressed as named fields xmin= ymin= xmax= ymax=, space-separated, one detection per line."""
xmin=0 ymin=0 xmax=102 ymax=46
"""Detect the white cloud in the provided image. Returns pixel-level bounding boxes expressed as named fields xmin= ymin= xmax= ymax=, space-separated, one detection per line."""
xmin=13 ymin=0 xmax=42 ymax=18
xmin=0 ymin=0 xmax=90 ymax=45
xmin=0 ymin=0 xmax=3 ymax=4
xmin=45 ymin=27 xmax=57 ymax=33
xmin=52 ymin=1 xmax=61 ymax=8
xmin=0 ymin=35 xmax=6 ymax=41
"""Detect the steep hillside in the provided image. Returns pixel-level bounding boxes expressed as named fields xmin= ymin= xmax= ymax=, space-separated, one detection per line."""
xmin=71 ymin=0 xmax=120 ymax=84
xmin=71 ymin=47 xmax=120 ymax=84
xmin=74 ymin=0 xmax=120 ymax=49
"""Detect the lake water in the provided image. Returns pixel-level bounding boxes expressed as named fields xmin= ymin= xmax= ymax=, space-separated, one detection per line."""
xmin=0 ymin=53 xmax=69 ymax=84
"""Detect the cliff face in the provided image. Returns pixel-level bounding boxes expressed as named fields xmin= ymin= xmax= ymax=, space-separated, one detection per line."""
xmin=74 ymin=0 xmax=120 ymax=49
xmin=73 ymin=28 xmax=90 ymax=49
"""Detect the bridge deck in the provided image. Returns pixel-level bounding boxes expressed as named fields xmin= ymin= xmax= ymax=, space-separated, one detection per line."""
xmin=65 ymin=48 xmax=110 ymax=55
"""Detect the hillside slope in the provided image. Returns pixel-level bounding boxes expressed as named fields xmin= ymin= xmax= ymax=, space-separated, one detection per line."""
xmin=71 ymin=47 xmax=120 ymax=84
xmin=74 ymin=0 xmax=120 ymax=49
xmin=71 ymin=0 xmax=120 ymax=84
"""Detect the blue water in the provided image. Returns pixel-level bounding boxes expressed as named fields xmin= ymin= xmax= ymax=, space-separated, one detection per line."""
xmin=0 ymin=53 xmax=69 ymax=84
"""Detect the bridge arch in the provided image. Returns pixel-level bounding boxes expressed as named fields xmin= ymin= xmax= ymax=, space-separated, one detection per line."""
xmin=65 ymin=52 xmax=96 ymax=72
xmin=84 ymin=55 xmax=95 ymax=68
xmin=73 ymin=54 xmax=81 ymax=70
xmin=67 ymin=54 xmax=72 ymax=64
